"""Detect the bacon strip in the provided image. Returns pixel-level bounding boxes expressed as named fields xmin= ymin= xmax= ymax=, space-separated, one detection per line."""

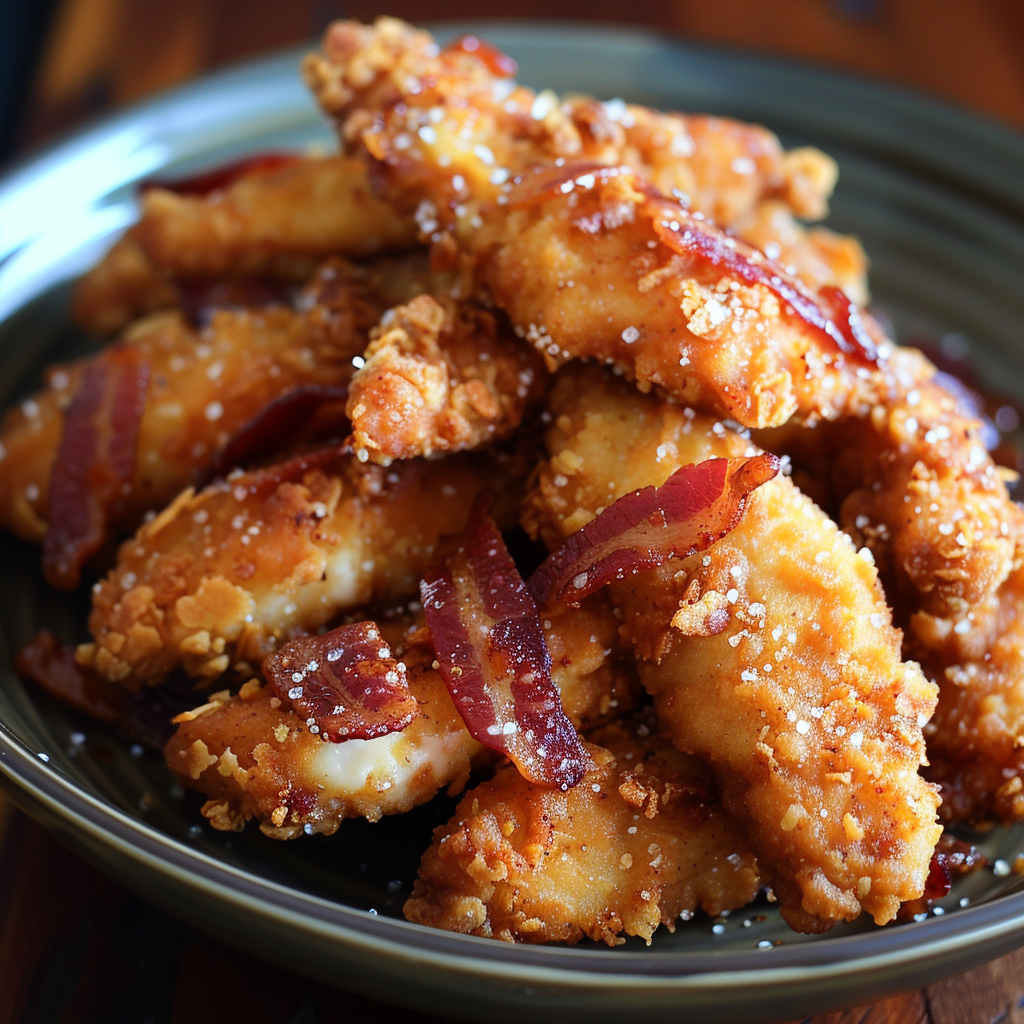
xmin=43 ymin=346 xmax=150 ymax=589
xmin=649 ymin=198 xmax=882 ymax=366
xmin=178 ymin=278 xmax=294 ymax=328
xmin=199 ymin=384 xmax=350 ymax=485
xmin=420 ymin=495 xmax=592 ymax=790
xmin=529 ymin=455 xmax=779 ymax=610
xmin=262 ymin=621 xmax=417 ymax=741
xmin=16 ymin=629 xmax=123 ymax=725
xmin=141 ymin=152 xmax=302 ymax=197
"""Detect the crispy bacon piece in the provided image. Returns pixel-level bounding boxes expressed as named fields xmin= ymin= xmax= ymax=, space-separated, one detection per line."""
xmin=648 ymin=197 xmax=881 ymax=367
xmin=528 ymin=455 xmax=780 ymax=610
xmin=199 ymin=384 xmax=349 ymax=485
xmin=420 ymin=496 xmax=592 ymax=790
xmin=142 ymin=152 xmax=302 ymax=197
xmin=262 ymin=621 xmax=417 ymax=741
xmin=16 ymin=629 xmax=123 ymax=725
xmin=43 ymin=346 xmax=149 ymax=589
xmin=177 ymin=278 xmax=294 ymax=328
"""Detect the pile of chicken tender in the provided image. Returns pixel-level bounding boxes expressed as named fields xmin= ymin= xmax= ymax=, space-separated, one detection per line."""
xmin=4 ymin=17 xmax=1023 ymax=945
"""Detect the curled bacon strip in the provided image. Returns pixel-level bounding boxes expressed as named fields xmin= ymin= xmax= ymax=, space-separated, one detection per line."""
xmin=420 ymin=495 xmax=592 ymax=791
xmin=43 ymin=346 xmax=150 ymax=589
xmin=649 ymin=199 xmax=882 ymax=366
xmin=529 ymin=454 xmax=779 ymax=610
xmin=263 ymin=621 xmax=417 ymax=742
xmin=198 ymin=385 xmax=350 ymax=486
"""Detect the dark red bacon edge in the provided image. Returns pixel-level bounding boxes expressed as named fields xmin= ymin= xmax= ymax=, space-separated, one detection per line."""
xmin=141 ymin=152 xmax=302 ymax=197
xmin=43 ymin=345 xmax=150 ymax=590
xmin=420 ymin=495 xmax=592 ymax=791
xmin=178 ymin=278 xmax=295 ymax=329
xmin=528 ymin=454 xmax=780 ymax=610
xmin=197 ymin=384 xmax=350 ymax=487
xmin=16 ymin=629 xmax=123 ymax=725
xmin=648 ymin=196 xmax=883 ymax=367
xmin=262 ymin=621 xmax=417 ymax=742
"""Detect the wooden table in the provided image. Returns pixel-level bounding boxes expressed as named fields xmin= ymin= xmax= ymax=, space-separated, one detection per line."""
xmin=5 ymin=1 xmax=1024 ymax=1022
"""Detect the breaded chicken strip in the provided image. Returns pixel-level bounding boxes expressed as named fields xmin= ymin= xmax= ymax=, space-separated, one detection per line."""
xmin=80 ymin=443 xmax=529 ymax=688
xmin=305 ymin=19 xmax=835 ymax=231
xmin=760 ymin=347 xmax=1023 ymax=627
xmin=405 ymin=716 xmax=760 ymax=945
xmin=756 ymin=352 xmax=1024 ymax=825
xmin=306 ymin=19 xmax=884 ymax=429
xmin=523 ymin=367 xmax=940 ymax=932
xmin=0 ymin=259 xmax=385 ymax=547
xmin=73 ymin=155 xmax=415 ymax=335
xmin=166 ymin=598 xmax=637 ymax=836
xmin=346 ymin=293 xmax=545 ymax=464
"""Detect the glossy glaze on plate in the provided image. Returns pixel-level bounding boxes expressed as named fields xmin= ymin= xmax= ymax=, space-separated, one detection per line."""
xmin=1 ymin=23 xmax=1024 ymax=1023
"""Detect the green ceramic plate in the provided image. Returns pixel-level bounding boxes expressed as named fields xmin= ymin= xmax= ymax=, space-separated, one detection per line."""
xmin=2 ymin=22 xmax=1024 ymax=1024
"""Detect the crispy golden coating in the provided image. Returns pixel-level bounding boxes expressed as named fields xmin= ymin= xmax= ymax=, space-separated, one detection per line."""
xmin=306 ymin=19 xmax=881 ymax=429
xmin=73 ymin=155 xmax=415 ymax=335
xmin=166 ymin=599 xmax=639 ymax=836
xmin=763 ymin=348 xmax=1023 ymax=625
xmin=0 ymin=259 xmax=387 ymax=545
xmin=524 ymin=367 xmax=940 ymax=931
xmin=81 ymin=444 xmax=529 ymax=689
xmin=479 ymin=172 xmax=882 ymax=429
xmin=346 ymin=294 xmax=545 ymax=464
xmin=922 ymin=564 xmax=1024 ymax=824
xmin=136 ymin=155 xmax=414 ymax=278
xmin=305 ymin=18 xmax=834 ymax=230
xmin=405 ymin=716 xmax=761 ymax=945
xmin=757 ymin=351 xmax=1024 ymax=825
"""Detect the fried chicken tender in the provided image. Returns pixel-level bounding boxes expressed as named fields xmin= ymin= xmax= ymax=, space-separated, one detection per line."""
xmin=73 ymin=155 xmax=415 ymax=335
xmin=346 ymin=294 xmax=545 ymax=464
xmin=405 ymin=716 xmax=760 ymax=945
xmin=305 ymin=19 xmax=835 ymax=231
xmin=523 ymin=367 xmax=940 ymax=932
xmin=306 ymin=19 xmax=883 ymax=429
xmin=763 ymin=348 xmax=1023 ymax=626
xmin=166 ymin=599 xmax=639 ymax=836
xmin=80 ymin=443 xmax=529 ymax=689
xmin=0 ymin=259 xmax=386 ymax=545
xmin=757 ymin=351 xmax=1024 ymax=826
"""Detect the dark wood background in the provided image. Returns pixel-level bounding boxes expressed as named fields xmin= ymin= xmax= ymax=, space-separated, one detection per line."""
xmin=4 ymin=1 xmax=1024 ymax=1021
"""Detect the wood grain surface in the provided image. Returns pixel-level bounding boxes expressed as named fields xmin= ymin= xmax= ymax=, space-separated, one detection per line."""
xmin=5 ymin=1 xmax=1024 ymax=1022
